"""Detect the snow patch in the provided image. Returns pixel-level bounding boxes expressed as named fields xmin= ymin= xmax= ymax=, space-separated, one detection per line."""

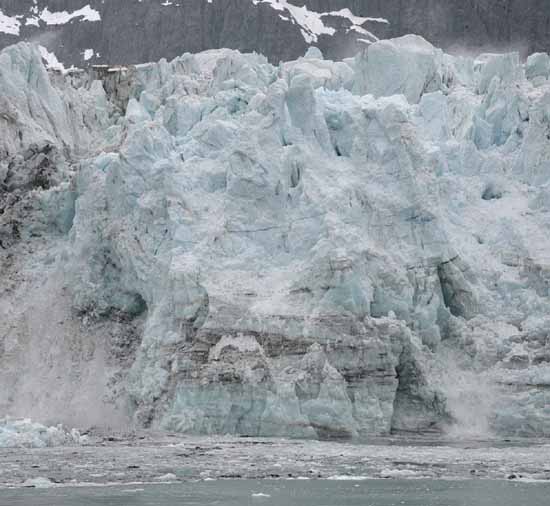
xmin=251 ymin=0 xmax=387 ymax=43
xmin=0 ymin=9 xmax=21 ymax=35
xmin=17 ymin=4 xmax=101 ymax=30
xmin=38 ymin=45 xmax=67 ymax=72
xmin=37 ymin=5 xmax=101 ymax=25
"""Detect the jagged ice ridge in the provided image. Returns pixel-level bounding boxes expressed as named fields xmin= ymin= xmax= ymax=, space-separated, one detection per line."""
xmin=0 ymin=35 xmax=549 ymax=440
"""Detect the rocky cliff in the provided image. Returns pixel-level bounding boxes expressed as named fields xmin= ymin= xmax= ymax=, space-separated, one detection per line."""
xmin=1 ymin=35 xmax=549 ymax=439
xmin=0 ymin=0 xmax=549 ymax=68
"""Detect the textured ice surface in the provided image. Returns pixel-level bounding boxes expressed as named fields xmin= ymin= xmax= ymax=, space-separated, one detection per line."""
xmin=1 ymin=36 xmax=550 ymax=439
xmin=0 ymin=419 xmax=84 ymax=448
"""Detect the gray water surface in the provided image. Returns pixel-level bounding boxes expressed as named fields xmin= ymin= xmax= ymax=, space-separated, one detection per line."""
xmin=1 ymin=479 xmax=549 ymax=506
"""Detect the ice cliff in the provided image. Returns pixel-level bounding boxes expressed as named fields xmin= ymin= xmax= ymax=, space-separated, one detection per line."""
xmin=0 ymin=35 xmax=549 ymax=439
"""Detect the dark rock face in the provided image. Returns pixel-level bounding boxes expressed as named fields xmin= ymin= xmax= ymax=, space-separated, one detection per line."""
xmin=0 ymin=0 xmax=548 ymax=66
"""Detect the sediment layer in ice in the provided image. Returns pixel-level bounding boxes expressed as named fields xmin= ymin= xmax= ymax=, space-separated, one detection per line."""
xmin=0 ymin=36 xmax=549 ymax=439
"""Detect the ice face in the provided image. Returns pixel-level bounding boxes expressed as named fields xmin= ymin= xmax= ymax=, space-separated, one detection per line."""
xmin=355 ymin=34 xmax=445 ymax=103
xmin=526 ymin=53 xmax=550 ymax=83
xmin=1 ymin=37 xmax=549 ymax=439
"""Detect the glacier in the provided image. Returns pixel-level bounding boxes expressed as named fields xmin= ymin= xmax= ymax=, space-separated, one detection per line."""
xmin=0 ymin=35 xmax=549 ymax=440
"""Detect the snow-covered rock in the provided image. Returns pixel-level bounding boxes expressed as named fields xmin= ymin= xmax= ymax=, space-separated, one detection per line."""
xmin=1 ymin=37 xmax=549 ymax=439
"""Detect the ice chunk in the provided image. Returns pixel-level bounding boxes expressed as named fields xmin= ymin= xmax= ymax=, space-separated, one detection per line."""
xmin=22 ymin=477 xmax=56 ymax=489
xmin=358 ymin=34 xmax=442 ymax=103
xmin=525 ymin=52 xmax=550 ymax=83
xmin=418 ymin=91 xmax=450 ymax=141
xmin=304 ymin=46 xmax=323 ymax=60
xmin=125 ymin=97 xmax=151 ymax=123
xmin=281 ymin=56 xmax=354 ymax=91
xmin=0 ymin=418 xmax=85 ymax=448
xmin=476 ymin=52 xmax=520 ymax=94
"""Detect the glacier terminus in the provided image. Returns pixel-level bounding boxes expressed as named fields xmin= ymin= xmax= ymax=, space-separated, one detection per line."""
xmin=0 ymin=34 xmax=550 ymax=445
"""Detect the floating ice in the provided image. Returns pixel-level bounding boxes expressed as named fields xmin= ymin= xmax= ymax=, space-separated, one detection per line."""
xmin=22 ymin=477 xmax=56 ymax=488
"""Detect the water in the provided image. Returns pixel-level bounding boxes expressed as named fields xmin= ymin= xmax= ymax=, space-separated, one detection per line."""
xmin=1 ymin=479 xmax=549 ymax=506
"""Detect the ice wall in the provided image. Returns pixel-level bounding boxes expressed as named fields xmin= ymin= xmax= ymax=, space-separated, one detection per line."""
xmin=1 ymin=37 xmax=549 ymax=439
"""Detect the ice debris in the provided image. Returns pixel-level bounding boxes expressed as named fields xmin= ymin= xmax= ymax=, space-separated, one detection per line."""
xmin=22 ymin=477 xmax=56 ymax=488
xmin=0 ymin=419 xmax=86 ymax=448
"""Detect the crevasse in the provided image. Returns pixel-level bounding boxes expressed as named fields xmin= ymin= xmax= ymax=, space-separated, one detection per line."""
xmin=0 ymin=36 xmax=549 ymax=440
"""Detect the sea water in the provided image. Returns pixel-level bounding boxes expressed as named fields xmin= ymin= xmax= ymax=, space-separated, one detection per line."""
xmin=1 ymin=479 xmax=549 ymax=506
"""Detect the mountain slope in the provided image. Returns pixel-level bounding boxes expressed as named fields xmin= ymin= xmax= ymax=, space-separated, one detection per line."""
xmin=0 ymin=0 xmax=549 ymax=67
